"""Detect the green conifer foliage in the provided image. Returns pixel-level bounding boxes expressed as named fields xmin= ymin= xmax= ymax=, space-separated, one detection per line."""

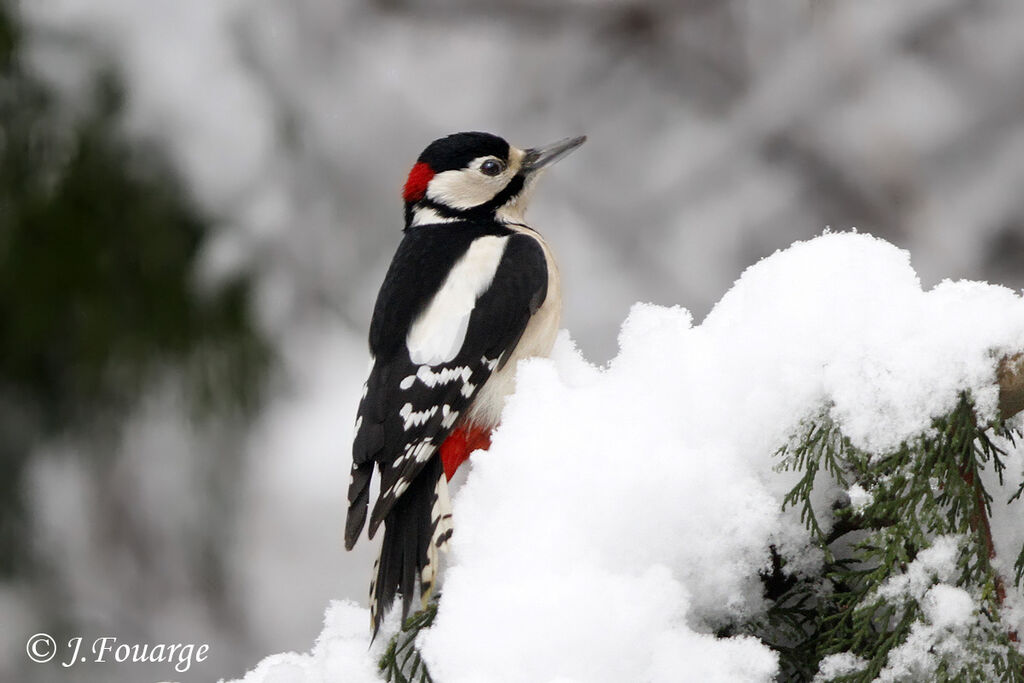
xmin=379 ymin=599 xmax=437 ymax=683
xmin=0 ymin=1 xmax=268 ymax=576
xmin=760 ymin=395 xmax=1024 ymax=681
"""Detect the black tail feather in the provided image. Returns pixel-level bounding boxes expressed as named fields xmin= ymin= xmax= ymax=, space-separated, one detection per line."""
xmin=371 ymin=457 xmax=444 ymax=636
xmin=345 ymin=460 xmax=374 ymax=550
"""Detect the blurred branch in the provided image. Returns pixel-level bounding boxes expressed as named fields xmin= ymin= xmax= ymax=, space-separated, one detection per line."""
xmin=999 ymin=353 xmax=1024 ymax=420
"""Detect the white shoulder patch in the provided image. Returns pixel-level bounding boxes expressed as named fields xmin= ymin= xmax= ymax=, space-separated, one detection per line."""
xmin=407 ymin=235 xmax=509 ymax=365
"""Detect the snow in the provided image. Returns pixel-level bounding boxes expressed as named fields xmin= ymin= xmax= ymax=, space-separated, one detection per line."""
xmin=874 ymin=582 xmax=988 ymax=682
xmin=873 ymin=535 xmax=961 ymax=606
xmin=230 ymin=232 xmax=1024 ymax=682
xmin=225 ymin=601 xmax=378 ymax=683
xmin=922 ymin=584 xmax=976 ymax=630
xmin=814 ymin=653 xmax=869 ymax=681
xmin=846 ymin=483 xmax=874 ymax=512
xmin=864 ymin=541 xmax=1001 ymax=681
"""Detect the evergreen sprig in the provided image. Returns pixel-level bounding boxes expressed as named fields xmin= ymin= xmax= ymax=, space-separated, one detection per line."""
xmin=765 ymin=394 xmax=1024 ymax=681
xmin=379 ymin=599 xmax=438 ymax=683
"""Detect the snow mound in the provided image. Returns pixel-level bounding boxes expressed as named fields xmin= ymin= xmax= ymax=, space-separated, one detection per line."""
xmin=231 ymin=233 xmax=1024 ymax=682
xmin=224 ymin=601 xmax=378 ymax=683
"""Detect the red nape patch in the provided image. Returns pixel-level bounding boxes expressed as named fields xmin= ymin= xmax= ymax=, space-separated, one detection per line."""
xmin=440 ymin=426 xmax=493 ymax=480
xmin=403 ymin=162 xmax=434 ymax=203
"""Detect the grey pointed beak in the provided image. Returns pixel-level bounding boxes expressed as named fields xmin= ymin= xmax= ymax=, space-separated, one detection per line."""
xmin=521 ymin=135 xmax=587 ymax=173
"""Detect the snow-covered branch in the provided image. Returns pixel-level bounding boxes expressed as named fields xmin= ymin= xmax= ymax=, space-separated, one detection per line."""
xmin=228 ymin=232 xmax=1024 ymax=683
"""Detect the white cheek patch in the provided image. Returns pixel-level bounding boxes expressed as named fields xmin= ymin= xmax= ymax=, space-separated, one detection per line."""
xmin=422 ymin=149 xmax=524 ymax=214
xmin=407 ymin=235 xmax=509 ymax=365
xmin=426 ymin=169 xmax=507 ymax=209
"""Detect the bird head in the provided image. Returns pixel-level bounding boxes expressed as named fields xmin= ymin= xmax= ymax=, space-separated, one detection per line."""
xmin=402 ymin=131 xmax=586 ymax=228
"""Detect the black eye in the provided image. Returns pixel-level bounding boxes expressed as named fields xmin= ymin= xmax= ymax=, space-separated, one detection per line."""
xmin=480 ymin=159 xmax=505 ymax=176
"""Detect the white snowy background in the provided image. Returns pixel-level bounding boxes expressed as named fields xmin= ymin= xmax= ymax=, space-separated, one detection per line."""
xmin=5 ymin=0 xmax=1024 ymax=681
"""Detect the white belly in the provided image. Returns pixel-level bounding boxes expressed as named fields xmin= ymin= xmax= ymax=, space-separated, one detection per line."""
xmin=465 ymin=230 xmax=561 ymax=429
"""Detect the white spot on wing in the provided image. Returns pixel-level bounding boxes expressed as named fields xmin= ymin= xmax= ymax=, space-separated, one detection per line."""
xmin=400 ymin=403 xmax=438 ymax=431
xmin=411 ymin=440 xmax=436 ymax=463
xmin=406 ymin=236 xmax=509 ymax=365
xmin=391 ymin=479 xmax=409 ymax=498
xmin=400 ymin=375 xmax=416 ymax=390
xmin=416 ymin=364 xmax=471 ymax=388
xmin=441 ymin=405 xmax=459 ymax=429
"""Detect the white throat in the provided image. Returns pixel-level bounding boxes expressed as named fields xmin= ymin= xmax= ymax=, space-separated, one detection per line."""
xmin=495 ymin=201 xmax=528 ymax=225
xmin=495 ymin=174 xmax=538 ymax=225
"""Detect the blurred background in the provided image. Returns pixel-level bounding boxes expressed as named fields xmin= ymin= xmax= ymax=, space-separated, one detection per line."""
xmin=2 ymin=0 xmax=1023 ymax=680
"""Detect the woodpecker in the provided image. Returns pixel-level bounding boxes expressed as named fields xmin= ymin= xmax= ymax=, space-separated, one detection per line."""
xmin=345 ymin=131 xmax=585 ymax=634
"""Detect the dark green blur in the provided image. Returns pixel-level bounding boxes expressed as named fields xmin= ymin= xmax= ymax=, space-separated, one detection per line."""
xmin=0 ymin=1 xmax=268 ymax=577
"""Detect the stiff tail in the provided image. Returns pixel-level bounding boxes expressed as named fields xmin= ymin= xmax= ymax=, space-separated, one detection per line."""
xmin=345 ymin=460 xmax=373 ymax=550
xmin=370 ymin=456 xmax=453 ymax=635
